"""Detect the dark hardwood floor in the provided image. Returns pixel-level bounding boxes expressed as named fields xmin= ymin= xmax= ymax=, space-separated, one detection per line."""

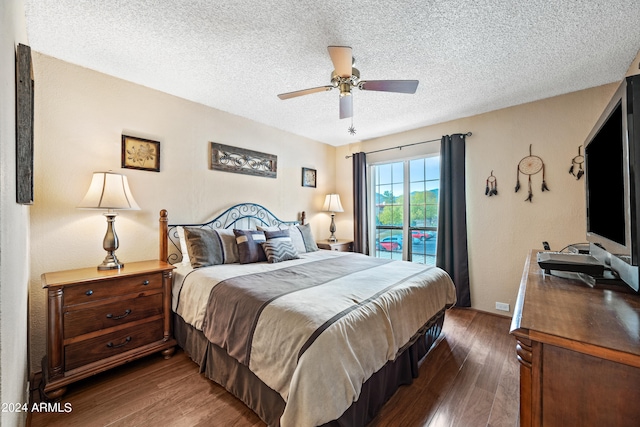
xmin=29 ymin=308 xmax=519 ymax=427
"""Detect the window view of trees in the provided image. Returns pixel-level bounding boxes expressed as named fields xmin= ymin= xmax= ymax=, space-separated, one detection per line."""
xmin=373 ymin=157 xmax=439 ymax=265
xmin=376 ymin=191 xmax=439 ymax=227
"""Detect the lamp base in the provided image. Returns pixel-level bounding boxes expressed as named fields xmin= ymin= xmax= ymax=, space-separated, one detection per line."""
xmin=328 ymin=213 xmax=338 ymax=243
xmin=98 ymin=212 xmax=124 ymax=270
xmin=98 ymin=252 xmax=124 ymax=270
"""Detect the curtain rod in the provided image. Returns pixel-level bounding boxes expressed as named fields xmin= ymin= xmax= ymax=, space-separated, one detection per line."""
xmin=344 ymin=132 xmax=472 ymax=159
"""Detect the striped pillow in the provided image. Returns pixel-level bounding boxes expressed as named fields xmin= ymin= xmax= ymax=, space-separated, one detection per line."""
xmin=262 ymin=229 xmax=299 ymax=263
xmin=262 ymin=240 xmax=299 ymax=263
xmin=258 ymin=224 xmax=318 ymax=253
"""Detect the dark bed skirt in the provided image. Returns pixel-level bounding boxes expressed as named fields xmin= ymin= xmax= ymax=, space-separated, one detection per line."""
xmin=173 ymin=308 xmax=446 ymax=427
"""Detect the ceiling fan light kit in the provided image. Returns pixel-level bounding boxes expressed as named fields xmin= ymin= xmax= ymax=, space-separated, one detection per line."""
xmin=277 ymin=46 xmax=419 ymax=121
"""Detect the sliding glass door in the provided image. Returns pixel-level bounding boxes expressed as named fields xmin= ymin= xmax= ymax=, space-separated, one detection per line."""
xmin=372 ymin=156 xmax=440 ymax=265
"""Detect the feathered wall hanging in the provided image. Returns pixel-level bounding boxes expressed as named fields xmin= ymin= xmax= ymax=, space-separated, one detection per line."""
xmin=485 ymin=171 xmax=498 ymax=196
xmin=569 ymin=145 xmax=584 ymax=180
xmin=515 ymin=144 xmax=548 ymax=202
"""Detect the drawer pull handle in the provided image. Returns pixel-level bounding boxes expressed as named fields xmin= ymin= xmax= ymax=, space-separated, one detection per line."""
xmin=142 ymin=280 xmax=150 ymax=286
xmin=106 ymin=337 xmax=131 ymax=348
xmin=106 ymin=309 xmax=131 ymax=320
xmin=85 ymin=290 xmax=93 ymax=296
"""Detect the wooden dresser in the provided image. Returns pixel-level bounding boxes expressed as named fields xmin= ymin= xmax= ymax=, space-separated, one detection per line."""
xmin=510 ymin=250 xmax=640 ymax=426
xmin=41 ymin=260 xmax=176 ymax=399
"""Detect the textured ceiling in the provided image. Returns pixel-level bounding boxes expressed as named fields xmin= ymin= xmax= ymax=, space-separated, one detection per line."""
xmin=24 ymin=0 xmax=640 ymax=146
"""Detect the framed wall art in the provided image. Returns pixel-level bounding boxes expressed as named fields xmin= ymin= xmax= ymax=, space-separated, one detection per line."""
xmin=302 ymin=167 xmax=317 ymax=188
xmin=121 ymin=135 xmax=160 ymax=172
xmin=209 ymin=142 xmax=277 ymax=178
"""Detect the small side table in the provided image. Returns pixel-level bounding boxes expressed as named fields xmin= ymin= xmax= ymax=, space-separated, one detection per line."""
xmin=316 ymin=240 xmax=353 ymax=252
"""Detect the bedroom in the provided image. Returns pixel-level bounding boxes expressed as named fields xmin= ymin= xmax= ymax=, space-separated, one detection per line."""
xmin=2 ymin=1 xmax=640 ymax=426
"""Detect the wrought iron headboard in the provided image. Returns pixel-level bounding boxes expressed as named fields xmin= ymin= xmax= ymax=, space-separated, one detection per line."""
xmin=159 ymin=203 xmax=305 ymax=265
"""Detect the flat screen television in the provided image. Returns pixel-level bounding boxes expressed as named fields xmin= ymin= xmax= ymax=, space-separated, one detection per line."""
xmin=585 ymin=74 xmax=640 ymax=292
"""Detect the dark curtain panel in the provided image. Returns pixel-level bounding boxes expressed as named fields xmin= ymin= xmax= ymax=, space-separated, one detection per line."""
xmin=436 ymin=134 xmax=471 ymax=307
xmin=352 ymin=152 xmax=369 ymax=255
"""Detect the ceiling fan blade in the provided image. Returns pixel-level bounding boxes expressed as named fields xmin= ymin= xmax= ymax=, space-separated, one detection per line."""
xmin=328 ymin=46 xmax=353 ymax=78
xmin=359 ymin=80 xmax=419 ymax=94
xmin=339 ymin=94 xmax=353 ymax=119
xmin=277 ymin=85 xmax=333 ymax=100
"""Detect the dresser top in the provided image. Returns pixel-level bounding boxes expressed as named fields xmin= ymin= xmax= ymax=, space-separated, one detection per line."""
xmin=42 ymin=260 xmax=174 ymax=288
xmin=510 ymin=250 xmax=640 ymax=363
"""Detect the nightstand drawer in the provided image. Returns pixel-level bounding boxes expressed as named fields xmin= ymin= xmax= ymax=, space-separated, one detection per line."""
xmin=65 ymin=318 xmax=164 ymax=371
xmin=316 ymin=240 xmax=353 ymax=252
xmin=64 ymin=293 xmax=163 ymax=339
xmin=64 ymin=273 xmax=163 ymax=306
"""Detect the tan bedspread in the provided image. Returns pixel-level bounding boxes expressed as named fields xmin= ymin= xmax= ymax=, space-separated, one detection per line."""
xmin=173 ymin=250 xmax=456 ymax=427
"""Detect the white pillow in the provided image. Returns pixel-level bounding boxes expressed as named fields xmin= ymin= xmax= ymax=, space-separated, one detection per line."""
xmin=176 ymin=226 xmax=191 ymax=266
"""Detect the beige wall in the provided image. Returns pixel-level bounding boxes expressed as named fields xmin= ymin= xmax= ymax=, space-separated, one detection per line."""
xmin=28 ymin=53 xmax=337 ymax=371
xmin=1 ymin=0 xmax=30 ymax=426
xmin=336 ymin=83 xmax=619 ymax=316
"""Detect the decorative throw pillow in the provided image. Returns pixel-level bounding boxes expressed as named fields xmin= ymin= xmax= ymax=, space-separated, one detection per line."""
xmin=183 ymin=227 xmax=240 ymax=268
xmin=234 ymin=229 xmax=267 ymax=264
xmin=258 ymin=224 xmax=313 ymax=253
xmin=262 ymin=240 xmax=300 ymax=263
xmin=183 ymin=227 xmax=224 ymax=268
xmin=214 ymin=228 xmax=240 ymax=264
xmin=296 ymin=223 xmax=319 ymax=252
xmin=264 ymin=229 xmax=291 ymax=241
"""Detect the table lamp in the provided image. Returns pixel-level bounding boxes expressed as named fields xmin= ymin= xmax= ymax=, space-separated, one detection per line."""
xmin=78 ymin=172 xmax=140 ymax=270
xmin=322 ymin=193 xmax=344 ymax=243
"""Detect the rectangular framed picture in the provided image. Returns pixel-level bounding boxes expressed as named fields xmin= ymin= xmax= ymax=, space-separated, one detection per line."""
xmin=210 ymin=142 xmax=277 ymax=178
xmin=121 ymin=135 xmax=160 ymax=172
xmin=302 ymin=167 xmax=317 ymax=188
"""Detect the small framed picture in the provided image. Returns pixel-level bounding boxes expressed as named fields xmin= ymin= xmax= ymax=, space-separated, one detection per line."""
xmin=302 ymin=167 xmax=317 ymax=188
xmin=121 ymin=135 xmax=160 ymax=172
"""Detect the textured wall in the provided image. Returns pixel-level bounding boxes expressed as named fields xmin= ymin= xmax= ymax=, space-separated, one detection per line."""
xmin=336 ymin=83 xmax=619 ymax=316
xmin=28 ymin=53 xmax=336 ymax=371
xmin=1 ymin=0 xmax=30 ymax=426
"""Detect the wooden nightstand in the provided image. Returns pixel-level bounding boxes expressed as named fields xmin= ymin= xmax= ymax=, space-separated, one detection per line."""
xmin=316 ymin=240 xmax=353 ymax=252
xmin=41 ymin=260 xmax=176 ymax=399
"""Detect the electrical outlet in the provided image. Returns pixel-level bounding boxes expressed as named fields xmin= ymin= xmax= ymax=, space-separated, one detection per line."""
xmin=495 ymin=302 xmax=510 ymax=312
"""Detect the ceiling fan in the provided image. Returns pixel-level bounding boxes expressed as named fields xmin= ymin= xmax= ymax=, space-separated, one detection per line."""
xmin=277 ymin=46 xmax=419 ymax=120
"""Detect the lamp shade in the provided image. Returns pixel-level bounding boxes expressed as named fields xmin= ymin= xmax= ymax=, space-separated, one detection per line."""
xmin=322 ymin=194 xmax=344 ymax=213
xmin=78 ymin=172 xmax=140 ymax=210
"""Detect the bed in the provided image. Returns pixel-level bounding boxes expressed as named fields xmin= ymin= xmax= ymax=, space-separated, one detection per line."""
xmin=158 ymin=203 xmax=457 ymax=427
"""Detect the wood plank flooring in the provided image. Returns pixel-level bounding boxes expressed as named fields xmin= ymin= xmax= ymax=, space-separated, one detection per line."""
xmin=29 ymin=308 xmax=519 ymax=427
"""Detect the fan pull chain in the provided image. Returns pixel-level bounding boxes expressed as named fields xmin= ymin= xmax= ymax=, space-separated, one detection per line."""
xmin=348 ymin=117 xmax=356 ymax=135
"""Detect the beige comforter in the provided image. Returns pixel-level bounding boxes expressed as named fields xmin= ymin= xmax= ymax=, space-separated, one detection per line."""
xmin=172 ymin=250 xmax=456 ymax=427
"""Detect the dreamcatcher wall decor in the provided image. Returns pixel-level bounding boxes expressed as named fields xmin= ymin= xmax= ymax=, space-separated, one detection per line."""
xmin=569 ymin=145 xmax=584 ymax=180
xmin=515 ymin=144 xmax=549 ymax=202
xmin=485 ymin=171 xmax=498 ymax=196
